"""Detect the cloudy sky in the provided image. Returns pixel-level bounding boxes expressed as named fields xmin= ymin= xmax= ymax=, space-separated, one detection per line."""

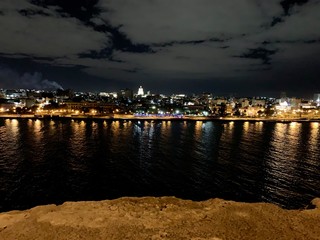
xmin=0 ymin=0 xmax=320 ymax=97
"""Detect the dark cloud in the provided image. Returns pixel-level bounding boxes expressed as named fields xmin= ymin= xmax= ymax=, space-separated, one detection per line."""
xmin=280 ymin=0 xmax=310 ymax=15
xmin=304 ymin=39 xmax=320 ymax=44
xmin=0 ymin=0 xmax=319 ymax=97
xmin=235 ymin=48 xmax=278 ymax=65
xmin=262 ymin=0 xmax=312 ymax=32
xmin=122 ymin=68 xmax=140 ymax=73
xmin=109 ymin=27 xmax=154 ymax=53
xmin=29 ymin=0 xmax=101 ymax=22
xmin=270 ymin=17 xmax=284 ymax=27
xmin=153 ymin=38 xmax=226 ymax=48
xmin=77 ymin=29 xmax=155 ymax=59
xmin=78 ymin=48 xmax=112 ymax=60
xmin=28 ymin=0 xmax=154 ymax=55
xmin=0 ymin=53 xmax=56 ymax=63
xmin=18 ymin=8 xmax=50 ymax=17
xmin=261 ymin=39 xmax=320 ymax=45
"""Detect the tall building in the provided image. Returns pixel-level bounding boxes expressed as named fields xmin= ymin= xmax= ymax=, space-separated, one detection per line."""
xmin=137 ymin=86 xmax=144 ymax=96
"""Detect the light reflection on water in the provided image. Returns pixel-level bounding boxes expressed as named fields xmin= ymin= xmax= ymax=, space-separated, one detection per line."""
xmin=0 ymin=119 xmax=319 ymax=212
xmin=263 ymin=123 xmax=300 ymax=204
xmin=309 ymin=122 xmax=319 ymax=152
xmin=33 ymin=119 xmax=44 ymax=144
xmin=7 ymin=119 xmax=19 ymax=138
xmin=69 ymin=119 xmax=88 ymax=171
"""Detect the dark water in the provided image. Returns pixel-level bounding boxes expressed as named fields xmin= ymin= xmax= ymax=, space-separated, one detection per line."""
xmin=0 ymin=118 xmax=319 ymax=212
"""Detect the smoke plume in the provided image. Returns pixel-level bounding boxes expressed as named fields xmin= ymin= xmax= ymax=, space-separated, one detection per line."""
xmin=20 ymin=72 xmax=64 ymax=90
xmin=0 ymin=66 xmax=63 ymax=90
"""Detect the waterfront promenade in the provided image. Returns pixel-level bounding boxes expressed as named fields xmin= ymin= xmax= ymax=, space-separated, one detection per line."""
xmin=1 ymin=113 xmax=320 ymax=122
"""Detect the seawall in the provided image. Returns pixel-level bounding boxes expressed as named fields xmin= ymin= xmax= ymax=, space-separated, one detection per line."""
xmin=1 ymin=113 xmax=320 ymax=123
xmin=1 ymin=197 xmax=320 ymax=240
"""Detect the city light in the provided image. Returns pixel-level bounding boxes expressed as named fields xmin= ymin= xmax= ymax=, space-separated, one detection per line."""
xmin=0 ymin=87 xmax=319 ymax=121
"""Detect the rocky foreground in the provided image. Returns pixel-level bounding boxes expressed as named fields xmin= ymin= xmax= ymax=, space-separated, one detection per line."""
xmin=1 ymin=197 xmax=320 ymax=240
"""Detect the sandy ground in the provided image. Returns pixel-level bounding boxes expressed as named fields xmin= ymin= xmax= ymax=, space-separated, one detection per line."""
xmin=1 ymin=197 xmax=320 ymax=240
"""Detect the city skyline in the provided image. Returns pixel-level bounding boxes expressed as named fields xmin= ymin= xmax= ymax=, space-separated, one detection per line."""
xmin=0 ymin=0 xmax=320 ymax=97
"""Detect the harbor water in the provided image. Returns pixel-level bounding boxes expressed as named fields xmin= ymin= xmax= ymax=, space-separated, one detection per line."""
xmin=0 ymin=118 xmax=319 ymax=212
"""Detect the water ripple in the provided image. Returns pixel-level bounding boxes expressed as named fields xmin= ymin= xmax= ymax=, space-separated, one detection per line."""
xmin=0 ymin=119 xmax=319 ymax=211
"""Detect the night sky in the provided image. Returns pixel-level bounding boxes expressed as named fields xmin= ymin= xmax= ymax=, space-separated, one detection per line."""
xmin=0 ymin=0 xmax=320 ymax=97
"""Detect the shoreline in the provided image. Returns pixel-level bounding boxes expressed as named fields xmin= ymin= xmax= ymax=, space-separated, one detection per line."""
xmin=1 ymin=113 xmax=320 ymax=123
xmin=1 ymin=197 xmax=320 ymax=240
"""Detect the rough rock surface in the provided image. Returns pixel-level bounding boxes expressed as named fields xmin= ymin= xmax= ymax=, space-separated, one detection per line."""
xmin=1 ymin=197 xmax=320 ymax=240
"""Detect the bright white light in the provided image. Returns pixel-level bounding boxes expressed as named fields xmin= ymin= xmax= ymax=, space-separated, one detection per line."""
xmin=137 ymin=86 xmax=144 ymax=95
xmin=279 ymin=101 xmax=288 ymax=107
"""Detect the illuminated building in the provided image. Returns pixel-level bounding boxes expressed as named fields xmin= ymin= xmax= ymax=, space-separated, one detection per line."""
xmin=275 ymin=99 xmax=290 ymax=111
xmin=137 ymin=86 xmax=144 ymax=96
